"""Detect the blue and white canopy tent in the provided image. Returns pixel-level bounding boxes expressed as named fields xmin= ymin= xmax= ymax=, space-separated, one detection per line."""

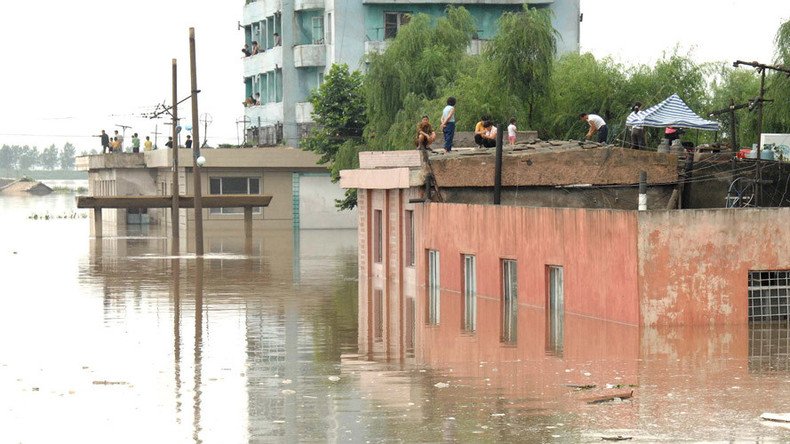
xmin=626 ymin=94 xmax=720 ymax=131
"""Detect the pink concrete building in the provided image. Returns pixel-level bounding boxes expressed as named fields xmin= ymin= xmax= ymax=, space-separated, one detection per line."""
xmin=342 ymin=150 xmax=790 ymax=332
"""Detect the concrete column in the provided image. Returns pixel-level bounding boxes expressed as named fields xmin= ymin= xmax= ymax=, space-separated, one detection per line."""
xmin=281 ymin=0 xmax=298 ymax=146
xmin=244 ymin=206 xmax=253 ymax=255
xmin=94 ymin=208 xmax=103 ymax=238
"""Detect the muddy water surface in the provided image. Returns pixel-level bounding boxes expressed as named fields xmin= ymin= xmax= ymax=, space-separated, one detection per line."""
xmin=0 ymin=193 xmax=788 ymax=443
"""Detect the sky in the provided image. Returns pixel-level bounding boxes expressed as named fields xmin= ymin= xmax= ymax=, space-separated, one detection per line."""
xmin=0 ymin=0 xmax=788 ymax=152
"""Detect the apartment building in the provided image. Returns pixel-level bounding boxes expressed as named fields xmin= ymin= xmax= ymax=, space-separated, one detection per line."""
xmin=241 ymin=0 xmax=581 ymax=147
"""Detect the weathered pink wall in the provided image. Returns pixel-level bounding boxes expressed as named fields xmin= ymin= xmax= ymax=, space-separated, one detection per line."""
xmin=638 ymin=208 xmax=790 ymax=326
xmin=419 ymin=203 xmax=641 ymax=325
xmin=357 ymin=188 xmax=421 ymax=360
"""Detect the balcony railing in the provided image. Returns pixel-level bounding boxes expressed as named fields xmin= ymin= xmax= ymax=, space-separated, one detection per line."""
xmin=293 ymin=44 xmax=326 ymax=68
xmin=364 ymin=39 xmax=488 ymax=56
xmin=295 ymin=0 xmax=324 ymax=10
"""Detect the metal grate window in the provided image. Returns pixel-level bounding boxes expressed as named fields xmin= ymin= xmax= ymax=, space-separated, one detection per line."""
xmin=748 ymin=270 xmax=790 ymax=322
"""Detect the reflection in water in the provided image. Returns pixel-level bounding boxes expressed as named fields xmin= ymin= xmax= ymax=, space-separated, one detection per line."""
xmin=193 ymin=258 xmax=203 ymax=443
xmin=1 ymin=194 xmax=789 ymax=442
xmin=172 ymin=258 xmax=182 ymax=421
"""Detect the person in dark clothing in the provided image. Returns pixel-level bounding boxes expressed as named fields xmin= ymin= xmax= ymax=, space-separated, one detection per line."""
xmin=98 ymin=130 xmax=110 ymax=154
xmin=165 ymin=137 xmax=174 ymax=149
xmin=185 ymin=135 xmax=193 ymax=149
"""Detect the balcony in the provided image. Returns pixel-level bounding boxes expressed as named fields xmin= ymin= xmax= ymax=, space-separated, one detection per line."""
xmin=243 ymin=0 xmax=282 ymax=25
xmin=364 ymin=39 xmax=487 ymax=56
xmin=244 ymin=102 xmax=284 ymax=128
xmin=295 ymin=102 xmax=314 ymax=124
xmin=364 ymin=40 xmax=389 ymax=55
xmin=294 ymin=0 xmax=324 ymax=10
xmin=293 ymin=44 xmax=326 ymax=68
xmin=243 ymin=45 xmax=283 ymax=77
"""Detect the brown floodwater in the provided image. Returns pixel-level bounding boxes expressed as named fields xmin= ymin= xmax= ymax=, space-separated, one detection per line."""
xmin=0 ymin=193 xmax=788 ymax=443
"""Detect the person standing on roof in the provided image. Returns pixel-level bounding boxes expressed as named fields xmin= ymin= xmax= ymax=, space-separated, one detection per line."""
xmin=97 ymin=130 xmax=110 ymax=154
xmin=627 ymin=102 xmax=646 ymax=149
xmin=580 ymin=113 xmax=607 ymax=144
xmin=440 ymin=97 xmax=456 ymax=152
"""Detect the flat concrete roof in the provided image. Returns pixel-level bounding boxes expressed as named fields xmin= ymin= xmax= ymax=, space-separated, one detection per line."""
xmin=77 ymin=147 xmax=326 ymax=172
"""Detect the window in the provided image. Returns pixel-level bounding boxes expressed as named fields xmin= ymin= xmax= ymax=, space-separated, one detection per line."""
xmin=749 ymin=270 xmax=790 ymax=322
xmin=427 ymin=250 xmax=440 ymax=325
xmin=244 ymin=77 xmax=253 ymax=99
xmin=405 ymin=296 xmax=415 ymax=357
xmin=209 ymin=177 xmax=261 ymax=214
xmin=547 ymin=266 xmax=565 ymax=355
xmin=373 ymin=210 xmax=383 ymax=263
xmin=312 ymin=16 xmax=324 ymax=44
xmin=274 ymin=68 xmax=283 ymax=103
xmin=405 ymin=210 xmax=415 ymax=267
xmin=463 ymin=255 xmax=477 ymax=332
xmin=384 ymin=12 xmax=411 ymax=39
xmin=502 ymin=260 xmax=518 ymax=344
xmin=374 ymin=289 xmax=384 ymax=342
xmin=325 ymin=12 xmax=332 ymax=44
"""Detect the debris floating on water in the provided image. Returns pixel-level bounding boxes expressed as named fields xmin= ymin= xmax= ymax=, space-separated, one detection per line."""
xmin=434 ymin=382 xmax=449 ymax=388
xmin=761 ymin=413 xmax=790 ymax=423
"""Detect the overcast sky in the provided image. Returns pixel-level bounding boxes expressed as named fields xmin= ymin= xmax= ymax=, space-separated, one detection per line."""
xmin=0 ymin=0 xmax=787 ymax=151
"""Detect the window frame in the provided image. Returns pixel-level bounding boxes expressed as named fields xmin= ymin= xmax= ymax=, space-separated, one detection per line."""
xmin=502 ymin=259 xmax=518 ymax=344
xmin=373 ymin=209 xmax=383 ymax=263
xmin=208 ymin=176 xmax=262 ymax=215
xmin=463 ymin=254 xmax=477 ymax=333
xmin=427 ymin=249 xmax=440 ymax=325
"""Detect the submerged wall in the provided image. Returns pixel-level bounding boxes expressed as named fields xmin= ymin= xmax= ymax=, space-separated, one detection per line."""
xmin=419 ymin=203 xmax=641 ymax=325
xmin=637 ymin=208 xmax=790 ymax=326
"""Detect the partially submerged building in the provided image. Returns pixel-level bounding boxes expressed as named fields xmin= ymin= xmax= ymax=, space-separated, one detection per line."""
xmin=341 ymin=146 xmax=790 ymax=328
xmin=76 ymin=148 xmax=355 ymax=233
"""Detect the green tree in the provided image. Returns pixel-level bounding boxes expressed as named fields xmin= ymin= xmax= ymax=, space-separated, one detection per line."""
xmin=302 ymin=63 xmax=366 ymax=210
xmin=18 ymin=146 xmax=38 ymax=170
xmin=60 ymin=142 xmax=76 ymax=170
xmin=40 ymin=144 xmax=60 ymax=170
xmin=765 ymin=18 xmax=790 ymax=133
xmin=484 ymin=6 xmax=556 ymax=126
xmin=537 ymin=52 xmax=628 ymax=140
xmin=710 ymin=66 xmax=760 ymax=148
xmin=0 ymin=145 xmax=17 ymax=170
xmin=365 ymin=7 xmax=475 ymax=150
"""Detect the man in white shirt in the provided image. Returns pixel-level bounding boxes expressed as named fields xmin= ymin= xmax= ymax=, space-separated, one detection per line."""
xmin=580 ymin=113 xmax=607 ymax=144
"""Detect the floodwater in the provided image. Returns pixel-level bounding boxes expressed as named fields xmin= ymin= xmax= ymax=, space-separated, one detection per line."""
xmin=0 ymin=193 xmax=789 ymax=443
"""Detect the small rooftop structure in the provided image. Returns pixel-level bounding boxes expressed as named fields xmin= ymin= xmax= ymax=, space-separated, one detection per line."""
xmin=0 ymin=178 xmax=53 ymax=196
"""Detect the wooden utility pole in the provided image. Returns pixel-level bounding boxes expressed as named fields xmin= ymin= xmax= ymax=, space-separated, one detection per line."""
xmin=189 ymin=27 xmax=204 ymax=256
xmin=171 ymin=59 xmax=180 ymax=249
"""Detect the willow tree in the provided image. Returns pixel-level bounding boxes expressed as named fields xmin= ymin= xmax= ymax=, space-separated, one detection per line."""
xmin=365 ymin=7 xmax=475 ymax=150
xmin=540 ymin=52 xmax=627 ymax=140
xmin=766 ymin=18 xmax=790 ymax=132
xmin=484 ymin=7 xmax=556 ymax=127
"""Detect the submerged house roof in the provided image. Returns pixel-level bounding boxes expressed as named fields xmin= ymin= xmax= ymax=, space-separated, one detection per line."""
xmin=0 ymin=178 xmax=53 ymax=195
